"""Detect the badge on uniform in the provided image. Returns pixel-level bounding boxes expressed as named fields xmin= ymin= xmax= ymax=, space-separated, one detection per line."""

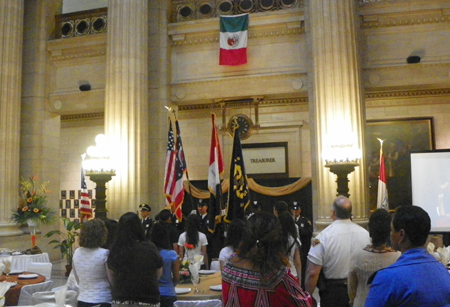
xmin=312 ymin=239 xmax=321 ymax=247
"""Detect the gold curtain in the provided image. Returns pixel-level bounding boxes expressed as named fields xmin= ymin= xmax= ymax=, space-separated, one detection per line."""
xmin=183 ymin=177 xmax=312 ymax=199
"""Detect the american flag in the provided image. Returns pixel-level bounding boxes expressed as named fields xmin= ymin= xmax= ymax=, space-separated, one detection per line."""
xmin=173 ymin=120 xmax=187 ymax=221
xmin=80 ymin=166 xmax=92 ymax=222
xmin=163 ymin=122 xmax=176 ymax=208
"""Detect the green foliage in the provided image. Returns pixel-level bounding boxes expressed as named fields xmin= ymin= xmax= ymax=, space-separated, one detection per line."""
xmin=45 ymin=217 xmax=81 ymax=266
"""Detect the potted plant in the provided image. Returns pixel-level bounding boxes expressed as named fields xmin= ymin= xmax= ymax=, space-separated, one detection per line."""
xmin=45 ymin=217 xmax=81 ymax=276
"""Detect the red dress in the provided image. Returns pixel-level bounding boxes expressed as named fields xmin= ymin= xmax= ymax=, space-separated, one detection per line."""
xmin=222 ymin=263 xmax=312 ymax=307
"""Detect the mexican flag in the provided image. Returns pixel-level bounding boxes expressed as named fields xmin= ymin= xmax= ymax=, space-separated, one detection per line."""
xmin=219 ymin=14 xmax=249 ymax=66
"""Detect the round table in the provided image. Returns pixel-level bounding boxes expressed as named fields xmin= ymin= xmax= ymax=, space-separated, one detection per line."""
xmin=1 ymin=272 xmax=46 ymax=306
xmin=175 ymin=271 xmax=222 ymax=301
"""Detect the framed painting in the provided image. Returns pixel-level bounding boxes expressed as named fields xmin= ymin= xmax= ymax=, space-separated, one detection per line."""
xmin=242 ymin=142 xmax=288 ymax=179
xmin=366 ymin=117 xmax=435 ymax=210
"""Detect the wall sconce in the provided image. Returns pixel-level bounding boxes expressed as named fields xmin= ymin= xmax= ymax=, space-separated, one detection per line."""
xmin=82 ymin=134 xmax=115 ymax=220
xmin=324 ymin=143 xmax=361 ymax=198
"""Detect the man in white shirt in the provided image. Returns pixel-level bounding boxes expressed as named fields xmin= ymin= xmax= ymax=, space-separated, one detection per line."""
xmin=305 ymin=196 xmax=370 ymax=307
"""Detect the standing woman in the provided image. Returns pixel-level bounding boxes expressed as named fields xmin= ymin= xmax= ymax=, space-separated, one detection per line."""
xmin=219 ymin=218 xmax=246 ymax=270
xmin=150 ymin=222 xmax=180 ymax=307
xmin=347 ymin=208 xmax=400 ymax=307
xmin=278 ymin=211 xmax=302 ymax=284
xmin=72 ymin=219 xmax=112 ymax=307
xmin=177 ymin=214 xmax=209 ymax=269
xmin=222 ymin=212 xmax=312 ymax=307
xmin=107 ymin=212 xmax=163 ymax=307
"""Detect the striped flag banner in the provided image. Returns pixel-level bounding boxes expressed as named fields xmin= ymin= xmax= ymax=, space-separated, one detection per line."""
xmin=173 ymin=120 xmax=188 ymax=221
xmin=377 ymin=138 xmax=389 ymax=209
xmin=163 ymin=120 xmax=176 ymax=208
xmin=219 ymin=13 xmax=249 ymax=66
xmin=80 ymin=165 xmax=92 ymax=222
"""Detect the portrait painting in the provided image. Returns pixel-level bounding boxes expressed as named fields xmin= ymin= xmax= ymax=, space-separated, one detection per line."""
xmin=366 ymin=117 xmax=434 ymax=210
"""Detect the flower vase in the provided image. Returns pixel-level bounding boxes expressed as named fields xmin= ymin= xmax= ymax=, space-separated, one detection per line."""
xmin=26 ymin=219 xmax=38 ymax=247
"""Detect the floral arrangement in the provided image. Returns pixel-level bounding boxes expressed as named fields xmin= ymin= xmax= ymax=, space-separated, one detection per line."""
xmin=11 ymin=175 xmax=57 ymax=225
xmin=179 ymin=243 xmax=195 ymax=284
xmin=179 ymin=259 xmax=192 ymax=284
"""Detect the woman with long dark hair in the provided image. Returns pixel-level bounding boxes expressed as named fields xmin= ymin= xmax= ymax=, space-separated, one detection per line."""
xmin=219 ymin=218 xmax=246 ymax=270
xmin=222 ymin=212 xmax=312 ymax=307
xmin=107 ymin=212 xmax=163 ymax=307
xmin=278 ymin=211 xmax=302 ymax=284
xmin=177 ymin=214 xmax=208 ymax=269
xmin=150 ymin=222 xmax=179 ymax=307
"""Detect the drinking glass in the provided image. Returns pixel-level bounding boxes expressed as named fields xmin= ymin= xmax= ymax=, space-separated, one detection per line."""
xmin=191 ymin=272 xmax=200 ymax=292
xmin=2 ymin=256 xmax=12 ymax=280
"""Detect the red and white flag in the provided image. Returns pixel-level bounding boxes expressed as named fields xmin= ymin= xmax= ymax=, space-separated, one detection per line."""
xmin=80 ymin=164 xmax=92 ymax=222
xmin=172 ymin=120 xmax=187 ymax=221
xmin=207 ymin=113 xmax=224 ymax=233
xmin=163 ymin=121 xmax=176 ymax=208
xmin=377 ymin=139 xmax=389 ymax=209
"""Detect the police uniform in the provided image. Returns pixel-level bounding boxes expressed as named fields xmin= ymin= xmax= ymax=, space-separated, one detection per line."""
xmin=292 ymin=203 xmax=313 ymax=289
xmin=307 ymin=219 xmax=370 ymax=307
xmin=139 ymin=203 xmax=154 ymax=240
xmin=171 ymin=213 xmax=185 ymax=238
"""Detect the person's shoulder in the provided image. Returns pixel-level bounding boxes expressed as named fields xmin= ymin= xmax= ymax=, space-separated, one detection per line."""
xmin=299 ymin=216 xmax=311 ymax=223
xmin=161 ymin=248 xmax=178 ymax=257
xmin=140 ymin=239 xmax=158 ymax=249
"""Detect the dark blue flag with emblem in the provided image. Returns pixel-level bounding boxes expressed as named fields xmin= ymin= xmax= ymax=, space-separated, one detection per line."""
xmin=224 ymin=126 xmax=249 ymax=223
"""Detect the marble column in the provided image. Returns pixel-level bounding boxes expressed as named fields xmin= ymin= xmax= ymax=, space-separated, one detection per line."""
xmin=0 ymin=1 xmax=24 ymax=235
xmin=307 ymin=0 xmax=368 ymax=230
xmin=105 ymin=0 xmax=149 ymax=218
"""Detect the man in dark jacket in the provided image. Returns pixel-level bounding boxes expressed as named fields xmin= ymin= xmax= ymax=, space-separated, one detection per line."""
xmin=139 ymin=203 xmax=154 ymax=240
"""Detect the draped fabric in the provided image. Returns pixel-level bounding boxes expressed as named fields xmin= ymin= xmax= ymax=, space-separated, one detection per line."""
xmin=183 ymin=177 xmax=312 ymax=199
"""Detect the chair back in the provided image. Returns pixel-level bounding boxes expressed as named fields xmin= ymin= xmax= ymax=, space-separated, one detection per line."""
xmin=52 ymin=269 xmax=79 ymax=292
xmin=17 ymin=280 xmax=53 ymax=306
xmin=31 ymin=290 xmax=78 ymax=306
xmin=26 ymin=262 xmax=53 ymax=280
xmin=210 ymin=260 xmax=220 ymax=272
xmin=174 ymin=299 xmax=223 ymax=307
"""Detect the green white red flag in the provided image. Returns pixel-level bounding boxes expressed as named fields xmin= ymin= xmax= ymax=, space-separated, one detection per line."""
xmin=219 ymin=14 xmax=249 ymax=66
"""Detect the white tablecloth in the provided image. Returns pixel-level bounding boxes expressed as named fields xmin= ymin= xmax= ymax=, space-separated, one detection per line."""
xmin=0 ymin=253 xmax=49 ymax=272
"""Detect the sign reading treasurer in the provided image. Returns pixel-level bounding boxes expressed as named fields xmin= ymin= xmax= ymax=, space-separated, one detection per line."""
xmin=242 ymin=142 xmax=288 ymax=178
